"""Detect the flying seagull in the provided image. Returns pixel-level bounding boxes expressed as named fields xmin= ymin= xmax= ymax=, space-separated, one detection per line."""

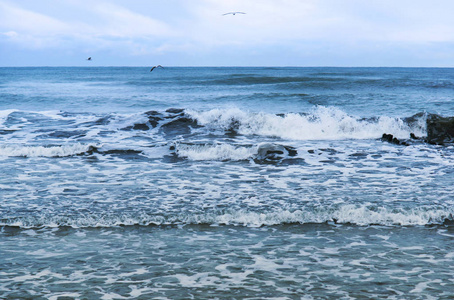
xmin=150 ymin=65 xmax=164 ymax=72
xmin=222 ymin=12 xmax=246 ymax=16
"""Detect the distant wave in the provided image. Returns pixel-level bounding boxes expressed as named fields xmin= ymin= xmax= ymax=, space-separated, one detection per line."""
xmin=2 ymin=205 xmax=453 ymax=229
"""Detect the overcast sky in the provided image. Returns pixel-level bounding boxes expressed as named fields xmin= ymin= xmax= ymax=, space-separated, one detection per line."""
xmin=1 ymin=0 xmax=453 ymax=67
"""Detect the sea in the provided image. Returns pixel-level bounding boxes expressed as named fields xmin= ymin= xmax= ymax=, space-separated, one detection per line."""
xmin=0 ymin=66 xmax=453 ymax=299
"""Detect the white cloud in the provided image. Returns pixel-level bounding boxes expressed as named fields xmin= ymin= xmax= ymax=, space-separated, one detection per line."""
xmin=1 ymin=0 xmax=454 ymax=66
xmin=0 ymin=0 xmax=175 ymax=51
xmin=89 ymin=2 xmax=175 ymax=38
xmin=2 ymin=31 xmax=17 ymax=37
xmin=181 ymin=0 xmax=454 ymax=47
xmin=0 ymin=1 xmax=71 ymax=35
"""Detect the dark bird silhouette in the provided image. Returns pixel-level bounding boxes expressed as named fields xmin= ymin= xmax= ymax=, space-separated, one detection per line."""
xmin=87 ymin=57 xmax=92 ymax=61
xmin=222 ymin=12 xmax=246 ymax=16
xmin=150 ymin=65 xmax=164 ymax=72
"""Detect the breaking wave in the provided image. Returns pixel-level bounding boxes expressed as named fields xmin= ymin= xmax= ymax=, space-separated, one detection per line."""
xmin=187 ymin=106 xmax=427 ymax=140
xmin=172 ymin=142 xmax=297 ymax=161
xmin=174 ymin=143 xmax=255 ymax=161
xmin=2 ymin=205 xmax=453 ymax=229
xmin=0 ymin=144 xmax=96 ymax=157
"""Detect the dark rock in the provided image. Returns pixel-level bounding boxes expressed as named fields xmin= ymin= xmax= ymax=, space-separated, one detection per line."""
xmin=85 ymin=145 xmax=99 ymax=155
xmin=426 ymin=114 xmax=454 ymax=145
xmin=284 ymin=146 xmax=298 ymax=156
xmin=133 ymin=123 xmax=150 ymax=130
xmin=381 ymin=133 xmax=408 ymax=146
xmin=256 ymin=143 xmax=298 ymax=161
xmin=381 ymin=133 xmax=394 ymax=143
xmin=145 ymin=110 xmax=161 ymax=116
xmin=160 ymin=117 xmax=200 ymax=135
xmin=165 ymin=108 xmax=185 ymax=114
xmin=410 ymin=133 xmax=419 ymax=140
xmin=443 ymin=214 xmax=454 ymax=226
xmin=148 ymin=116 xmax=163 ymax=128
xmin=145 ymin=111 xmax=164 ymax=128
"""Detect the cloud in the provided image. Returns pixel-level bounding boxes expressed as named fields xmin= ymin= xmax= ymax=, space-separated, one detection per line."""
xmin=1 ymin=0 xmax=454 ymax=66
xmin=182 ymin=0 xmax=454 ymax=47
xmin=0 ymin=0 xmax=174 ymax=52
xmin=89 ymin=2 xmax=175 ymax=38
xmin=2 ymin=31 xmax=18 ymax=37
xmin=0 ymin=1 xmax=71 ymax=35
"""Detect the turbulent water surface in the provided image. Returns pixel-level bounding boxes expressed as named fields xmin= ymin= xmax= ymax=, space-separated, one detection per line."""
xmin=1 ymin=67 xmax=454 ymax=299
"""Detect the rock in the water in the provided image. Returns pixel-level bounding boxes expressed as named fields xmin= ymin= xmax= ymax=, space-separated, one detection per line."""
xmin=132 ymin=123 xmax=150 ymax=130
xmin=256 ymin=143 xmax=297 ymax=161
xmin=381 ymin=133 xmax=408 ymax=146
xmin=145 ymin=110 xmax=164 ymax=128
xmin=426 ymin=114 xmax=454 ymax=145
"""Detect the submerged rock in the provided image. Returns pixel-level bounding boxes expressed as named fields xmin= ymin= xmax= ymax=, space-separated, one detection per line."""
xmin=255 ymin=143 xmax=297 ymax=162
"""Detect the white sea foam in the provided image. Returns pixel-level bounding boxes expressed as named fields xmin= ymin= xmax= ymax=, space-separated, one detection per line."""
xmin=0 ymin=109 xmax=17 ymax=123
xmin=174 ymin=143 xmax=255 ymax=161
xmin=0 ymin=143 xmax=94 ymax=157
xmin=187 ymin=106 xmax=426 ymax=140
xmin=0 ymin=109 xmax=19 ymax=130
xmin=3 ymin=205 xmax=452 ymax=228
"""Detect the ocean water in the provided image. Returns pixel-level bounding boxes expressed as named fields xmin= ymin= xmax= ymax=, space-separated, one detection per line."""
xmin=0 ymin=67 xmax=454 ymax=299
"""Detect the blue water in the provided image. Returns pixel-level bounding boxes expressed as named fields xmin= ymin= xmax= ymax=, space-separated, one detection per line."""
xmin=1 ymin=67 xmax=454 ymax=299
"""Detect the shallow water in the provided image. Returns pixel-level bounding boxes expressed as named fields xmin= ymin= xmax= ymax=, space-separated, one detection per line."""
xmin=2 ymin=225 xmax=454 ymax=299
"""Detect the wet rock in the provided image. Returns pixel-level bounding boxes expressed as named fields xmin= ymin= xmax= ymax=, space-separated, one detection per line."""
xmin=426 ymin=114 xmax=454 ymax=145
xmin=410 ymin=133 xmax=420 ymax=140
xmin=145 ymin=111 xmax=163 ymax=128
xmin=381 ymin=134 xmax=408 ymax=146
xmin=132 ymin=123 xmax=150 ymax=130
xmin=165 ymin=108 xmax=185 ymax=114
xmin=160 ymin=117 xmax=201 ymax=135
xmin=85 ymin=145 xmax=99 ymax=155
xmin=256 ymin=143 xmax=297 ymax=161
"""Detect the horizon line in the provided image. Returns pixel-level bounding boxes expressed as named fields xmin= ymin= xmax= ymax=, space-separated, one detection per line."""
xmin=1 ymin=65 xmax=453 ymax=69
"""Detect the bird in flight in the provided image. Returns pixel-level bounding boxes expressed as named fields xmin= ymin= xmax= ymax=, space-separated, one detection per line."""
xmin=86 ymin=57 xmax=92 ymax=61
xmin=222 ymin=12 xmax=246 ymax=16
xmin=150 ymin=65 xmax=164 ymax=72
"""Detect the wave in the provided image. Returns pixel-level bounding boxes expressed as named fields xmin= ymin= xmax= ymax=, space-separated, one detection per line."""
xmin=173 ymin=143 xmax=254 ymax=161
xmin=172 ymin=142 xmax=297 ymax=161
xmin=2 ymin=205 xmax=453 ymax=229
xmin=0 ymin=107 xmax=445 ymax=144
xmin=0 ymin=144 xmax=96 ymax=157
xmin=187 ymin=106 xmax=427 ymax=140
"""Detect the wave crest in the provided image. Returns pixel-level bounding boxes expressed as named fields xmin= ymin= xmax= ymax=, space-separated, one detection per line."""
xmin=187 ymin=106 xmax=427 ymax=140
xmin=2 ymin=205 xmax=452 ymax=229
xmin=0 ymin=144 xmax=95 ymax=157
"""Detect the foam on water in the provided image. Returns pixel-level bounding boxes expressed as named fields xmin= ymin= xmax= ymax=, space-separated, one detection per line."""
xmin=2 ymin=204 xmax=453 ymax=228
xmin=174 ymin=143 xmax=255 ymax=161
xmin=0 ymin=143 xmax=94 ymax=157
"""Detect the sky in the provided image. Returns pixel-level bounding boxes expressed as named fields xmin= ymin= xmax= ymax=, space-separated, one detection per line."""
xmin=1 ymin=0 xmax=454 ymax=67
